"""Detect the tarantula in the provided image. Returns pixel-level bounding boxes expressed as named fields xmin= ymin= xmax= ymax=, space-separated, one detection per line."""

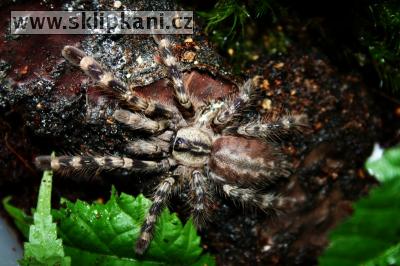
xmin=35 ymin=35 xmax=306 ymax=255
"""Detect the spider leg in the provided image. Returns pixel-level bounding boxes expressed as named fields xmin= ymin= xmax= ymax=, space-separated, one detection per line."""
xmin=234 ymin=114 xmax=308 ymax=140
xmin=222 ymin=184 xmax=277 ymax=210
xmin=213 ymin=79 xmax=257 ymax=125
xmin=62 ymin=46 xmax=176 ymax=118
xmin=153 ymin=35 xmax=192 ymax=109
xmin=126 ymin=138 xmax=170 ymax=158
xmin=189 ymin=170 xmax=212 ymax=227
xmin=135 ymin=175 xmax=175 ymax=255
xmin=35 ymin=155 xmax=174 ymax=174
xmin=193 ymin=79 xmax=257 ymax=126
xmin=208 ymin=171 xmax=277 ymax=210
xmin=127 ymin=130 xmax=174 ymax=157
xmin=194 ymin=100 xmax=225 ymax=126
xmin=113 ymin=109 xmax=170 ymax=134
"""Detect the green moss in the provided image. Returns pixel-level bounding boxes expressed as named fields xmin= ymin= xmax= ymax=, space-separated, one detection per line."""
xmin=365 ymin=1 xmax=400 ymax=91
xmin=197 ymin=0 xmax=289 ymax=72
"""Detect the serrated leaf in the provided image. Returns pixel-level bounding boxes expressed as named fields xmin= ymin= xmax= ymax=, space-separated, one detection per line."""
xmin=4 ymin=184 xmax=215 ymax=265
xmin=366 ymin=145 xmax=400 ymax=182
xmin=63 ymin=246 xmax=163 ymax=266
xmin=320 ymin=146 xmax=400 ymax=266
xmin=52 ymin=188 xmax=215 ymax=266
xmin=21 ymin=170 xmax=71 ymax=266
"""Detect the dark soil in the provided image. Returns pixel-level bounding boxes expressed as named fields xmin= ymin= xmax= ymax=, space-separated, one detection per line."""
xmin=0 ymin=0 xmax=398 ymax=265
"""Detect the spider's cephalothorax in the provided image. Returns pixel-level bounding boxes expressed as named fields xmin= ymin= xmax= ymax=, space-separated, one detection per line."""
xmin=35 ymin=35 xmax=307 ymax=255
xmin=173 ymin=127 xmax=212 ymax=167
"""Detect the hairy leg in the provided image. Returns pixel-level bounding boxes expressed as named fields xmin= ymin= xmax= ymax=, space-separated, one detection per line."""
xmin=35 ymin=155 xmax=174 ymax=174
xmin=194 ymin=100 xmax=225 ymax=126
xmin=153 ymin=35 xmax=192 ymax=109
xmin=208 ymin=171 xmax=279 ymax=210
xmin=194 ymin=79 xmax=258 ymax=126
xmin=213 ymin=79 xmax=257 ymax=125
xmin=125 ymin=138 xmax=170 ymax=158
xmin=113 ymin=109 xmax=169 ymax=134
xmin=189 ymin=170 xmax=212 ymax=227
xmin=234 ymin=114 xmax=309 ymax=140
xmin=62 ymin=46 xmax=177 ymax=118
xmin=222 ymin=184 xmax=277 ymax=209
xmin=135 ymin=175 xmax=175 ymax=254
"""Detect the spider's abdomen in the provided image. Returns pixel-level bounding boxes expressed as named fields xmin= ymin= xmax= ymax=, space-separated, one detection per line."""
xmin=209 ymin=136 xmax=291 ymax=186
